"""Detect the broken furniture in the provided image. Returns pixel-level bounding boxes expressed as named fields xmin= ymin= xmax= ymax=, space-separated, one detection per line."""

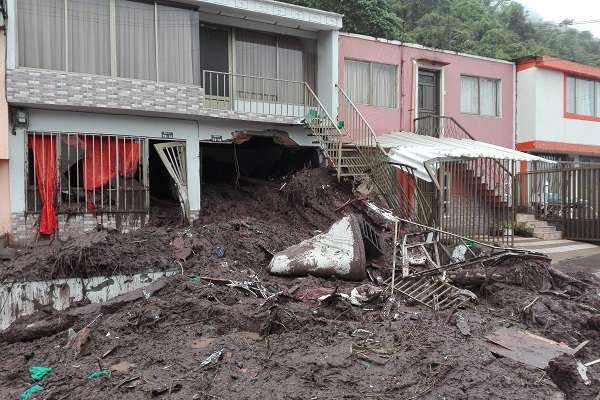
xmin=268 ymin=214 xmax=367 ymax=281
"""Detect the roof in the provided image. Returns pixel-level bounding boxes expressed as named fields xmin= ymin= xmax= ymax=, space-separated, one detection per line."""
xmin=381 ymin=132 xmax=551 ymax=181
xmin=188 ymin=0 xmax=343 ymax=30
xmin=340 ymin=33 xmax=514 ymax=65
xmin=516 ymin=55 xmax=600 ymax=80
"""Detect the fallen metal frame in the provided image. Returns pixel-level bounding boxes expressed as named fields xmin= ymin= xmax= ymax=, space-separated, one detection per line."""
xmin=364 ymin=201 xmax=548 ymax=310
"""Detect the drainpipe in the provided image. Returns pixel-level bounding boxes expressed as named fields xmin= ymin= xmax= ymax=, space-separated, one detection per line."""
xmin=410 ymin=59 xmax=418 ymax=132
xmin=399 ymin=43 xmax=404 ymax=132
xmin=513 ymin=63 xmax=517 ymax=150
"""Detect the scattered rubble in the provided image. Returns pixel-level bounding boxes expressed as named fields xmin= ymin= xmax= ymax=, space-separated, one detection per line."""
xmin=1 ymin=168 xmax=600 ymax=399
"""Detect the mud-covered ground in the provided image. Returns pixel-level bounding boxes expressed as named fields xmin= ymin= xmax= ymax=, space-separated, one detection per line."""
xmin=2 ymin=168 xmax=600 ymax=399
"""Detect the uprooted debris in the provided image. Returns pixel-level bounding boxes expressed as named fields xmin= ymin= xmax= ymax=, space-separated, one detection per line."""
xmin=2 ymin=168 xmax=600 ymax=399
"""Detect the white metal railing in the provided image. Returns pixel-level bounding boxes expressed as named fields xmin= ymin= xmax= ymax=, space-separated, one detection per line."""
xmin=203 ymin=70 xmax=307 ymax=117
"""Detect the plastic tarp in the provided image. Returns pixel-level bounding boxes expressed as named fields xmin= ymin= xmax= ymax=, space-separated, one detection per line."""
xmin=28 ymin=135 xmax=58 ymax=235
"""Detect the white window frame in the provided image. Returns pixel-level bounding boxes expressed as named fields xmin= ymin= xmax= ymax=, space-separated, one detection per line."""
xmin=566 ymin=75 xmax=600 ymax=118
xmin=460 ymin=75 xmax=501 ymax=117
xmin=344 ymin=58 xmax=398 ymax=108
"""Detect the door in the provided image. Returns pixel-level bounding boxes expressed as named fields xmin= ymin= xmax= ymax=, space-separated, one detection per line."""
xmin=200 ymin=26 xmax=230 ymax=98
xmin=417 ymin=69 xmax=441 ymax=135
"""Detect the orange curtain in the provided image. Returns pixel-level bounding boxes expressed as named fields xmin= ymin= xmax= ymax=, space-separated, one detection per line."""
xmin=28 ymin=136 xmax=58 ymax=235
xmin=79 ymin=136 xmax=140 ymax=190
xmin=397 ymin=170 xmax=415 ymax=215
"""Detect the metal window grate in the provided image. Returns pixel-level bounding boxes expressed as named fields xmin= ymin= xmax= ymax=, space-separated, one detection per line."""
xmin=26 ymin=131 xmax=149 ymax=215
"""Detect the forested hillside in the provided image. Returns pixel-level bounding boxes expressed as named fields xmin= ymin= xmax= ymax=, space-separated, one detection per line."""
xmin=285 ymin=0 xmax=600 ymax=66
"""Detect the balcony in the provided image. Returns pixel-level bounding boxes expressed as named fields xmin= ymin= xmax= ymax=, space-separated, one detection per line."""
xmin=203 ymin=71 xmax=311 ymax=120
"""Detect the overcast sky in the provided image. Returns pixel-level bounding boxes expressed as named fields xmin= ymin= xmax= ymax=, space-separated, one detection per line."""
xmin=517 ymin=0 xmax=600 ymax=38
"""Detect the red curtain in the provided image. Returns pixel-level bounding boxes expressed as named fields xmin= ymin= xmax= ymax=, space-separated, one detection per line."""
xmin=28 ymin=135 xmax=58 ymax=235
xmin=79 ymin=136 xmax=140 ymax=190
xmin=397 ymin=170 xmax=415 ymax=215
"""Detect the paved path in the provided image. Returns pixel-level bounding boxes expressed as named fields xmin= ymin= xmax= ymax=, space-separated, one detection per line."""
xmin=513 ymin=236 xmax=600 ymax=273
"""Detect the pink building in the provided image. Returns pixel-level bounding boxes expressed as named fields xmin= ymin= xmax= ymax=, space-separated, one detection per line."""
xmin=338 ymin=33 xmax=515 ymax=148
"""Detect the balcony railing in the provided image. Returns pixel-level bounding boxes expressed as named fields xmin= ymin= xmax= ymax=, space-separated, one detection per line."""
xmin=202 ymin=70 xmax=307 ymax=118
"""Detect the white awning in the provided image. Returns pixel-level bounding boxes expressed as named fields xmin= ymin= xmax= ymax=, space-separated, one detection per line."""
xmin=382 ymin=132 xmax=553 ymax=182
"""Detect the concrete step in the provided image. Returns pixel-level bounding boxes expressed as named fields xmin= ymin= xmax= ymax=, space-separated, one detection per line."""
xmin=533 ymin=231 xmax=563 ymax=240
xmin=525 ymin=220 xmax=555 ymax=229
xmin=531 ymin=225 xmax=558 ymax=233
xmin=516 ymin=213 xmax=537 ymax=222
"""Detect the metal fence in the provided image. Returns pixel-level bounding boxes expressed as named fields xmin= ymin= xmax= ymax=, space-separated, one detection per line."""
xmin=203 ymin=70 xmax=307 ymax=117
xmin=26 ymin=131 xmax=149 ymax=215
xmin=425 ymin=158 xmax=516 ymax=246
xmin=517 ymin=163 xmax=600 ymax=242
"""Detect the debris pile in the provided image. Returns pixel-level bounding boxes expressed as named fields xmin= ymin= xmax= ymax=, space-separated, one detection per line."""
xmin=1 ymin=168 xmax=600 ymax=399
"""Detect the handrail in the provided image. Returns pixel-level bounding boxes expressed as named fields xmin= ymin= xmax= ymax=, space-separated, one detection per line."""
xmin=303 ymin=83 xmax=344 ymax=138
xmin=414 ymin=115 xmax=475 ymax=140
xmin=202 ymin=70 xmax=305 ymax=85
xmin=335 ymin=84 xmax=380 ymax=146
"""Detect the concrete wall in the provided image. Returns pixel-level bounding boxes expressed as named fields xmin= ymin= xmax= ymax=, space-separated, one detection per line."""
xmin=338 ymin=34 xmax=515 ymax=148
xmin=515 ymin=68 xmax=537 ymax=143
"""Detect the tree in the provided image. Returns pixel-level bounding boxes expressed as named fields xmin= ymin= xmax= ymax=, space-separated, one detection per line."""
xmin=281 ymin=0 xmax=600 ymax=66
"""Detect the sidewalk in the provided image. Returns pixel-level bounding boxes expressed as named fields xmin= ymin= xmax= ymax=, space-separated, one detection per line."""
xmin=513 ymin=236 xmax=600 ymax=274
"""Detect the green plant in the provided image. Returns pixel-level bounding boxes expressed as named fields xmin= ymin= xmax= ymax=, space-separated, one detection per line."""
xmin=514 ymin=222 xmax=534 ymax=237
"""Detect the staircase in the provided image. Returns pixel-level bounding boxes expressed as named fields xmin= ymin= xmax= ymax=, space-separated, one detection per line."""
xmin=516 ymin=213 xmax=563 ymax=240
xmin=302 ymin=84 xmax=430 ymax=222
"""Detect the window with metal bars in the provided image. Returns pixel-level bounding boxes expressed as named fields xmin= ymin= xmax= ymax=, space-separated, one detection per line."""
xmin=26 ymin=132 xmax=149 ymax=215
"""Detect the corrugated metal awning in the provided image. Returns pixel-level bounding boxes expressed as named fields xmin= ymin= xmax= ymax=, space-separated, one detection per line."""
xmin=381 ymin=132 xmax=553 ymax=181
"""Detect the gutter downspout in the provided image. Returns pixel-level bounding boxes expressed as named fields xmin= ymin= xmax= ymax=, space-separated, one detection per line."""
xmin=410 ymin=59 xmax=418 ymax=132
xmin=399 ymin=43 xmax=404 ymax=132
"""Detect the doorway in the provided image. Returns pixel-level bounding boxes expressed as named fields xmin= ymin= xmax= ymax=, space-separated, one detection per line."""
xmin=200 ymin=25 xmax=230 ymax=97
xmin=417 ymin=68 xmax=441 ymax=135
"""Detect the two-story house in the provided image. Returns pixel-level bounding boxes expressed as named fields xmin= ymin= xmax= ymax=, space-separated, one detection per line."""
xmin=516 ymin=55 xmax=600 ymax=163
xmin=2 ymin=0 xmax=342 ymax=243
xmin=338 ymin=32 xmax=515 ymax=147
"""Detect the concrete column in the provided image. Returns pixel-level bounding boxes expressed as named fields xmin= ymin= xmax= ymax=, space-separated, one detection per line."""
xmin=317 ymin=30 xmax=339 ymax=118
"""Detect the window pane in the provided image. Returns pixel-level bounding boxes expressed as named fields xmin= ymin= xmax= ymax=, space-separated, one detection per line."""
xmin=567 ymin=76 xmax=576 ymax=113
xmin=18 ymin=0 xmax=65 ymax=70
xmin=575 ymin=78 xmax=594 ymax=116
xmin=157 ymin=5 xmax=199 ymax=84
xmin=480 ymin=78 xmax=498 ymax=116
xmin=372 ymin=63 xmax=396 ymax=108
xmin=235 ymin=30 xmax=277 ymax=101
xmin=278 ymin=36 xmax=304 ymax=104
xmin=116 ymin=0 xmax=157 ymax=80
xmin=345 ymin=60 xmax=370 ymax=105
xmin=460 ymin=76 xmax=478 ymax=114
xmin=68 ymin=0 xmax=110 ymax=75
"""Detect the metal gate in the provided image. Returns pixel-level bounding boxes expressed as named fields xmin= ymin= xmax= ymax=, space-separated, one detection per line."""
xmin=517 ymin=165 xmax=600 ymax=243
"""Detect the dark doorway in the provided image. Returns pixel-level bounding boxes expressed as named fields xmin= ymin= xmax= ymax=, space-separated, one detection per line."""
xmin=200 ymin=25 xmax=230 ymax=96
xmin=148 ymin=139 xmax=181 ymax=203
xmin=201 ymin=137 xmax=319 ymax=184
xmin=418 ymin=69 xmax=440 ymax=119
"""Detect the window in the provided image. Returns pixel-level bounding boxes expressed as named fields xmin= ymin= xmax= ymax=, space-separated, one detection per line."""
xmin=117 ymin=0 xmax=157 ymax=80
xmin=234 ymin=29 xmax=317 ymax=104
xmin=460 ymin=76 xmax=500 ymax=116
xmin=18 ymin=0 xmax=66 ymax=70
xmin=68 ymin=0 xmax=111 ymax=75
xmin=157 ymin=5 xmax=200 ymax=84
xmin=344 ymin=59 xmax=397 ymax=108
xmin=567 ymin=76 xmax=600 ymax=117
xmin=26 ymin=132 xmax=148 ymax=215
xmin=17 ymin=0 xmax=200 ymax=83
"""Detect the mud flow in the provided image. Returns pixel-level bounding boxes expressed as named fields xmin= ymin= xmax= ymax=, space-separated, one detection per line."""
xmin=1 ymin=168 xmax=600 ymax=400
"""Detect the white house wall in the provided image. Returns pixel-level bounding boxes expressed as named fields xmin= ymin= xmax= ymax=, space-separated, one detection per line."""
xmin=524 ymin=68 xmax=600 ymax=147
xmin=516 ymin=68 xmax=537 ymax=143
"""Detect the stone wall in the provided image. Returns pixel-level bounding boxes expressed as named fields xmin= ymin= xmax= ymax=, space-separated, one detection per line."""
xmin=7 ymin=68 xmax=303 ymax=125
xmin=10 ymin=209 xmax=201 ymax=245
